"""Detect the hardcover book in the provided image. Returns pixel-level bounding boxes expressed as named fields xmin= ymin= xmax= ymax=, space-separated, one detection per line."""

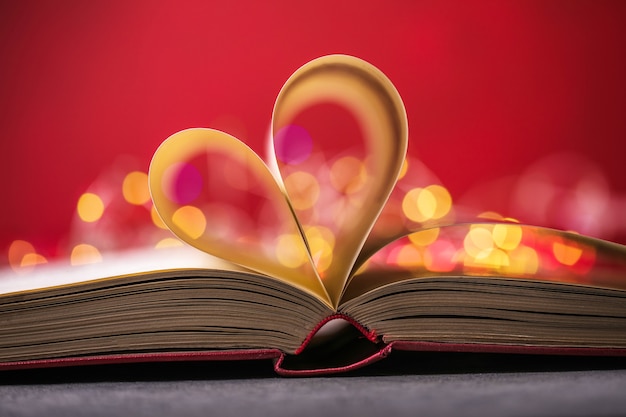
xmin=1 ymin=55 xmax=626 ymax=376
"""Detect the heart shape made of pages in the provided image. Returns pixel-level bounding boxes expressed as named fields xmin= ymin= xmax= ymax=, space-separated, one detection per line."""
xmin=149 ymin=55 xmax=407 ymax=307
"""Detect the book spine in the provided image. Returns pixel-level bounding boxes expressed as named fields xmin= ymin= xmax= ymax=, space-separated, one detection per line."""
xmin=294 ymin=313 xmax=378 ymax=355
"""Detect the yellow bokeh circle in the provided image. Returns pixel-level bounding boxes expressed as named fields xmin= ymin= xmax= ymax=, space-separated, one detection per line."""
xmin=123 ymin=171 xmax=150 ymax=205
xmin=77 ymin=193 xmax=104 ymax=223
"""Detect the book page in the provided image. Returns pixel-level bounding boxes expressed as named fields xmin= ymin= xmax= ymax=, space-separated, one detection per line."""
xmin=0 ymin=245 xmax=246 ymax=296
xmin=148 ymin=56 xmax=408 ymax=308
xmin=269 ymin=55 xmax=407 ymax=306
xmin=343 ymin=223 xmax=626 ymax=302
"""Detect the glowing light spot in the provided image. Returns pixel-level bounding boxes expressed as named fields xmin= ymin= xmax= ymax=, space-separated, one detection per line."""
xmin=402 ymin=188 xmax=428 ymax=222
xmin=151 ymin=205 xmax=168 ymax=229
xmin=492 ymin=224 xmax=523 ymax=251
xmin=275 ymin=234 xmax=309 ymax=268
xmin=402 ymin=185 xmax=452 ymax=222
xmin=77 ymin=193 xmax=104 ymax=223
xmin=426 ymin=185 xmax=452 ymax=219
xmin=470 ymin=247 xmax=510 ymax=268
xmin=398 ymin=158 xmax=409 ymax=180
xmin=155 ymin=238 xmax=184 ymax=249
xmin=274 ymin=125 xmax=313 ymax=164
xmin=123 ymin=172 xmax=149 ymax=204
xmin=329 ymin=156 xmax=367 ymax=194
xmin=284 ymin=171 xmax=320 ymax=210
xmin=477 ymin=211 xmax=505 ymax=221
xmin=162 ymin=162 xmax=203 ymax=205
xmin=508 ymin=245 xmax=539 ymax=275
xmin=172 ymin=205 xmax=206 ymax=239
xmin=21 ymin=253 xmax=47 ymax=267
xmin=417 ymin=188 xmax=437 ymax=219
xmin=423 ymin=239 xmax=457 ymax=272
xmin=70 ymin=244 xmax=102 ymax=265
xmin=408 ymin=228 xmax=440 ymax=247
xmin=553 ymin=240 xmax=583 ymax=266
xmin=464 ymin=226 xmax=494 ymax=258
xmin=122 ymin=171 xmax=150 ymax=205
xmin=8 ymin=240 xmax=46 ymax=273
xmin=306 ymin=232 xmax=334 ymax=274
xmin=304 ymin=226 xmax=336 ymax=249
xmin=8 ymin=240 xmax=35 ymax=270
xmin=395 ymin=244 xmax=423 ymax=268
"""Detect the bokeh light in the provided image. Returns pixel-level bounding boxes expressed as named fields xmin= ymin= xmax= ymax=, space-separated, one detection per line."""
xmin=464 ymin=247 xmax=510 ymax=269
xmin=492 ymin=224 xmax=523 ymax=251
xmin=392 ymin=244 xmax=422 ymax=268
xmin=464 ymin=226 xmax=495 ymax=258
xmin=20 ymin=253 xmax=48 ymax=267
xmin=162 ymin=162 xmax=203 ymax=205
xmin=283 ymin=171 xmax=320 ymax=210
xmin=274 ymin=124 xmax=313 ymax=165
xmin=401 ymin=185 xmax=452 ymax=223
xmin=155 ymin=237 xmax=184 ymax=249
xmin=304 ymin=226 xmax=335 ymax=274
xmin=512 ymin=154 xmax=611 ymax=235
xmin=402 ymin=188 xmax=427 ymax=222
xmin=66 ymin=161 xmax=178 ymax=259
xmin=8 ymin=239 xmax=35 ymax=269
xmin=329 ymin=156 xmax=367 ymax=194
xmin=275 ymin=233 xmax=309 ymax=268
xmin=552 ymin=239 xmax=584 ymax=266
xmin=77 ymin=192 xmax=104 ymax=223
xmin=477 ymin=211 xmax=506 ymax=221
xmin=462 ymin=224 xmax=524 ymax=269
xmin=70 ymin=243 xmax=102 ymax=265
xmin=122 ymin=171 xmax=150 ymax=205
xmin=425 ymin=185 xmax=453 ymax=219
xmin=422 ymin=239 xmax=457 ymax=272
xmin=172 ymin=205 xmax=206 ymax=239
xmin=8 ymin=240 xmax=47 ymax=273
xmin=508 ymin=245 xmax=539 ymax=275
xmin=408 ymin=227 xmax=439 ymax=247
xmin=361 ymin=156 xmax=455 ymax=257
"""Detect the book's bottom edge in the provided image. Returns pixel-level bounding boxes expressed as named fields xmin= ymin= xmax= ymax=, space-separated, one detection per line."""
xmin=390 ymin=341 xmax=626 ymax=357
xmin=1 ymin=343 xmax=625 ymax=375
xmin=0 ymin=349 xmax=283 ymax=371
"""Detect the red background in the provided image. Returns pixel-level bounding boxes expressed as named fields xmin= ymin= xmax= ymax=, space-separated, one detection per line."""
xmin=1 ymin=0 xmax=625 ymax=262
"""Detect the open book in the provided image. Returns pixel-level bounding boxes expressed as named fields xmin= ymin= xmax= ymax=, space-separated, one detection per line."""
xmin=1 ymin=55 xmax=626 ymax=376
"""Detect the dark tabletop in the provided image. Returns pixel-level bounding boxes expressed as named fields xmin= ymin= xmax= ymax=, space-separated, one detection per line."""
xmin=2 ymin=351 xmax=626 ymax=417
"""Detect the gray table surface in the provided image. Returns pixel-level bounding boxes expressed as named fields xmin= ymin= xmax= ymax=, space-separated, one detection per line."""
xmin=2 ymin=352 xmax=626 ymax=417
